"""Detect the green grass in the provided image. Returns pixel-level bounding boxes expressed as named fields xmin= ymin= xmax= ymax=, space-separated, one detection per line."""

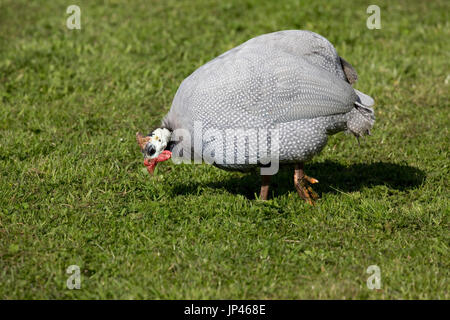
xmin=0 ymin=0 xmax=448 ymax=299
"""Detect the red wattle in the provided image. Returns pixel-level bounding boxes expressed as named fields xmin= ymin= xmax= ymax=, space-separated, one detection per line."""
xmin=143 ymin=151 xmax=171 ymax=176
xmin=156 ymin=150 xmax=172 ymax=162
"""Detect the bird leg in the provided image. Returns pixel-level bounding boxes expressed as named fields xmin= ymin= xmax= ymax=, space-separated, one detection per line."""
xmin=259 ymin=175 xmax=271 ymax=200
xmin=294 ymin=163 xmax=319 ymax=205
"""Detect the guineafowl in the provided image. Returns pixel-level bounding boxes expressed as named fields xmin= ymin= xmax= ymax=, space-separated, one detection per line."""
xmin=137 ymin=30 xmax=375 ymax=204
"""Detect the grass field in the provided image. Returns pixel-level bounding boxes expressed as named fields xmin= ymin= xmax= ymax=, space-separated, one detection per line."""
xmin=0 ymin=0 xmax=448 ymax=299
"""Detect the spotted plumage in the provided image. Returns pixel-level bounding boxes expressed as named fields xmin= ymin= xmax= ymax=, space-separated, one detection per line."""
xmin=162 ymin=30 xmax=374 ymax=169
xmin=139 ymin=30 xmax=375 ymax=202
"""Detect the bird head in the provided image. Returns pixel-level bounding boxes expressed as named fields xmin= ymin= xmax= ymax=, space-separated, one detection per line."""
xmin=136 ymin=128 xmax=172 ymax=174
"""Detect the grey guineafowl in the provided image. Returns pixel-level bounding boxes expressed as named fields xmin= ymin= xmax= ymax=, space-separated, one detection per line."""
xmin=137 ymin=30 xmax=375 ymax=204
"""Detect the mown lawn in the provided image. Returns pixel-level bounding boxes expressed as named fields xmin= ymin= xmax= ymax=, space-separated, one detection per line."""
xmin=0 ymin=0 xmax=448 ymax=299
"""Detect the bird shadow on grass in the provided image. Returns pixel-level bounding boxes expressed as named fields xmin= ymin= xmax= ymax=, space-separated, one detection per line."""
xmin=169 ymin=161 xmax=426 ymax=199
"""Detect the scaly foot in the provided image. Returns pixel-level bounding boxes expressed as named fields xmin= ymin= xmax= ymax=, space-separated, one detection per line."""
xmin=294 ymin=164 xmax=319 ymax=205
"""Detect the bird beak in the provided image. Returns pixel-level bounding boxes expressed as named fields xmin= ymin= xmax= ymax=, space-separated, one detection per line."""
xmin=143 ymin=150 xmax=172 ymax=175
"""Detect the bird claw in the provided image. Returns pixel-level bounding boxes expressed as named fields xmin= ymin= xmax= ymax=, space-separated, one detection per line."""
xmin=304 ymin=175 xmax=319 ymax=184
xmin=294 ymin=175 xmax=319 ymax=205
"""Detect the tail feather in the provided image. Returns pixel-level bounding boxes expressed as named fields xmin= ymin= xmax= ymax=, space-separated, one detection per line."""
xmin=354 ymin=89 xmax=374 ymax=107
xmin=340 ymin=57 xmax=358 ymax=84
xmin=347 ymin=89 xmax=375 ymax=137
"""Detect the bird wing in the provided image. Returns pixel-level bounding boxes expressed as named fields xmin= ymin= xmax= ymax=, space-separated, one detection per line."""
xmin=249 ymin=53 xmax=358 ymax=123
xmin=170 ymin=39 xmax=358 ymax=129
xmin=245 ymin=30 xmax=350 ymax=82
